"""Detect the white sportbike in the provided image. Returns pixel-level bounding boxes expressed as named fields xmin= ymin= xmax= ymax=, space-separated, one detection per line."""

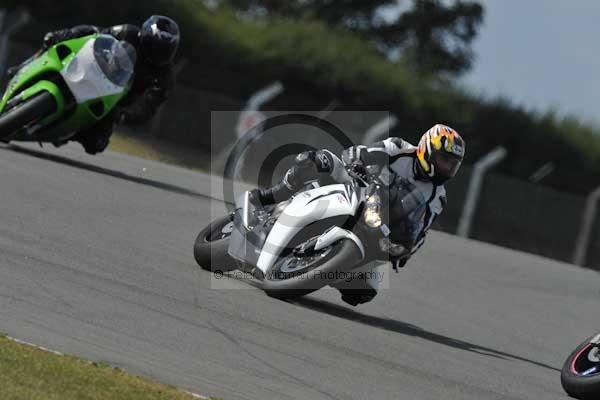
xmin=194 ymin=166 xmax=426 ymax=299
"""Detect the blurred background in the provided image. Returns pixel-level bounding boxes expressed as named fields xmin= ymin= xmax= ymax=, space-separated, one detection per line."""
xmin=1 ymin=0 xmax=599 ymax=269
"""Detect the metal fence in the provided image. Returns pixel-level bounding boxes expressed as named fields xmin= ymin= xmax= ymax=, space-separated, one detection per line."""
xmin=3 ymin=38 xmax=598 ymax=270
xmin=125 ymin=84 xmax=600 ymax=271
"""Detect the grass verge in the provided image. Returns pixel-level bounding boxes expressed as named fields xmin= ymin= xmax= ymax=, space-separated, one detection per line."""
xmin=0 ymin=334 xmax=206 ymax=400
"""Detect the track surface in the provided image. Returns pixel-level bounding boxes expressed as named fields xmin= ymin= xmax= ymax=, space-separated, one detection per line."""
xmin=0 ymin=143 xmax=598 ymax=400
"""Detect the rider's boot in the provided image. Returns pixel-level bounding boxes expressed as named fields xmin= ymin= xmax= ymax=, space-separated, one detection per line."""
xmin=71 ymin=119 xmax=112 ymax=155
xmin=249 ymin=178 xmax=296 ymax=209
xmin=248 ymin=150 xmax=332 ymax=208
xmin=339 ymin=288 xmax=378 ymax=306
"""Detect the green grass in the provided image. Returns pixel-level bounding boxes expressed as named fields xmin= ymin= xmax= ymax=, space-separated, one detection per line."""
xmin=0 ymin=334 xmax=205 ymax=400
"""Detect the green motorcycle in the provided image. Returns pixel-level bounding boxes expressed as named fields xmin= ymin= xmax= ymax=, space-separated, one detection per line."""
xmin=0 ymin=34 xmax=136 ymax=146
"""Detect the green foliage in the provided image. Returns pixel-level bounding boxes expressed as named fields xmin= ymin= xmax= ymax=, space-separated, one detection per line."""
xmin=171 ymin=1 xmax=600 ymax=192
xmin=168 ymin=1 xmax=430 ymax=106
xmin=0 ymin=0 xmax=157 ymax=26
xmin=2 ymin=0 xmax=600 ymax=192
xmin=219 ymin=0 xmax=485 ymax=76
xmin=392 ymin=0 xmax=484 ymax=76
xmin=174 ymin=1 xmax=600 ymax=191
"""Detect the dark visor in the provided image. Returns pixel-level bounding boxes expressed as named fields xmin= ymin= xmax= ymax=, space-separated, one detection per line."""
xmin=433 ymin=151 xmax=462 ymax=178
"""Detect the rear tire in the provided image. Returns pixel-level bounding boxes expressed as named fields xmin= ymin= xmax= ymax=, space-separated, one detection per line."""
xmin=0 ymin=92 xmax=56 ymax=140
xmin=561 ymin=337 xmax=600 ymax=400
xmin=263 ymin=239 xmax=363 ymax=300
xmin=193 ymin=214 xmax=236 ymax=272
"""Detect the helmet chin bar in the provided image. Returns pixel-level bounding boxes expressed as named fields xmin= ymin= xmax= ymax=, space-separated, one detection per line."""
xmin=414 ymin=155 xmax=451 ymax=185
xmin=413 ymin=158 xmax=432 ymax=182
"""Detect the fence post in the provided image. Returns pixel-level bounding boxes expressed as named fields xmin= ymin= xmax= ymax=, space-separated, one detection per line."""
xmin=457 ymin=146 xmax=507 ymax=238
xmin=363 ymin=115 xmax=398 ymax=144
xmin=235 ymin=81 xmax=283 ymax=139
xmin=572 ymin=186 xmax=600 ymax=266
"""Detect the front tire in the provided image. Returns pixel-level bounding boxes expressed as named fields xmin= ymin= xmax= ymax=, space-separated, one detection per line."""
xmin=0 ymin=92 xmax=56 ymax=140
xmin=561 ymin=337 xmax=600 ymax=400
xmin=263 ymin=239 xmax=363 ymax=300
xmin=193 ymin=214 xmax=236 ymax=272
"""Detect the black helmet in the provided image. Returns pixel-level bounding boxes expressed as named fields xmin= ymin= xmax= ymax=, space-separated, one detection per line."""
xmin=140 ymin=15 xmax=180 ymax=66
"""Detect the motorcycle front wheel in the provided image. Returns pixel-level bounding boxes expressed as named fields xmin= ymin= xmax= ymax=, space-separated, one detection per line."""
xmin=263 ymin=239 xmax=363 ymax=300
xmin=561 ymin=336 xmax=600 ymax=400
xmin=0 ymin=92 xmax=56 ymax=140
xmin=193 ymin=214 xmax=236 ymax=272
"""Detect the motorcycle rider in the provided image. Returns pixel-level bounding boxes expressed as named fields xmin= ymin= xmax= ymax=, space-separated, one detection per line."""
xmin=250 ymin=124 xmax=466 ymax=306
xmin=8 ymin=15 xmax=180 ymax=154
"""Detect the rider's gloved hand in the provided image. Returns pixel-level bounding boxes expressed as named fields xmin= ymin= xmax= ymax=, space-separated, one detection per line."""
xmin=42 ymin=32 xmax=59 ymax=49
xmin=349 ymin=160 xmax=367 ymax=179
xmin=342 ymin=145 xmax=365 ymax=165
xmin=42 ymin=26 xmax=99 ymax=50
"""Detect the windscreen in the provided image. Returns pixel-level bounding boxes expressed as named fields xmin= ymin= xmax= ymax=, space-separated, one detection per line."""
xmin=93 ymin=35 xmax=137 ymax=87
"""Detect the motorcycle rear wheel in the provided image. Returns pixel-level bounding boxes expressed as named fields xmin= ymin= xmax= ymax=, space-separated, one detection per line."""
xmin=561 ymin=336 xmax=600 ymax=400
xmin=0 ymin=92 xmax=56 ymax=140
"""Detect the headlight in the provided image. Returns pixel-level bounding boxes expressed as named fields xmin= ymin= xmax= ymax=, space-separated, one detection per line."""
xmin=379 ymin=238 xmax=407 ymax=257
xmin=364 ymin=194 xmax=382 ymax=228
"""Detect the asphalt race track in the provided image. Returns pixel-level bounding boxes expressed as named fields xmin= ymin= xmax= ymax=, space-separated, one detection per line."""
xmin=0 ymin=142 xmax=599 ymax=400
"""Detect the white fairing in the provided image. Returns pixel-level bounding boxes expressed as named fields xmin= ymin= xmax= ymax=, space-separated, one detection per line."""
xmin=60 ymin=39 xmax=126 ymax=104
xmin=314 ymin=226 xmax=364 ymax=257
xmin=256 ymin=184 xmax=359 ymax=274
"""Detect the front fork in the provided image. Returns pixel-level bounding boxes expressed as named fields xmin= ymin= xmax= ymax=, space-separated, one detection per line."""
xmin=20 ymin=80 xmax=65 ymax=125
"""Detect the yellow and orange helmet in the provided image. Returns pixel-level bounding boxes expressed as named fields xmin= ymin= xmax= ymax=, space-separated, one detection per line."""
xmin=416 ymin=124 xmax=465 ymax=184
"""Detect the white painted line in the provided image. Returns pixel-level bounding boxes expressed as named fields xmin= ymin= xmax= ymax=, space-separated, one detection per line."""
xmin=182 ymin=389 xmax=210 ymax=399
xmin=7 ymin=336 xmax=64 ymax=356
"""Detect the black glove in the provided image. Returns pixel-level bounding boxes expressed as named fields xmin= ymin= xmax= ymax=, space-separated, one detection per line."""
xmin=349 ymin=160 xmax=367 ymax=179
xmin=43 ymin=26 xmax=100 ymax=49
xmin=42 ymin=32 xmax=59 ymax=49
xmin=42 ymin=29 xmax=71 ymax=49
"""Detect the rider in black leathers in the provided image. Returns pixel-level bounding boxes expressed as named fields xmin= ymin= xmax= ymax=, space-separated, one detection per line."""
xmin=9 ymin=15 xmax=180 ymax=154
xmin=250 ymin=124 xmax=466 ymax=306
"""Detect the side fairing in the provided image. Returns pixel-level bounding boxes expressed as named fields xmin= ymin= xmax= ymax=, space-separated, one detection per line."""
xmin=0 ymin=36 xmax=92 ymax=112
xmin=256 ymin=184 xmax=359 ymax=274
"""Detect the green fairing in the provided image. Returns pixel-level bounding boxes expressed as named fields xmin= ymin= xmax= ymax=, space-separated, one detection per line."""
xmin=0 ymin=34 xmax=132 ymax=142
xmin=36 ymin=93 xmax=124 ymax=142
xmin=0 ymin=36 xmax=89 ymax=111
